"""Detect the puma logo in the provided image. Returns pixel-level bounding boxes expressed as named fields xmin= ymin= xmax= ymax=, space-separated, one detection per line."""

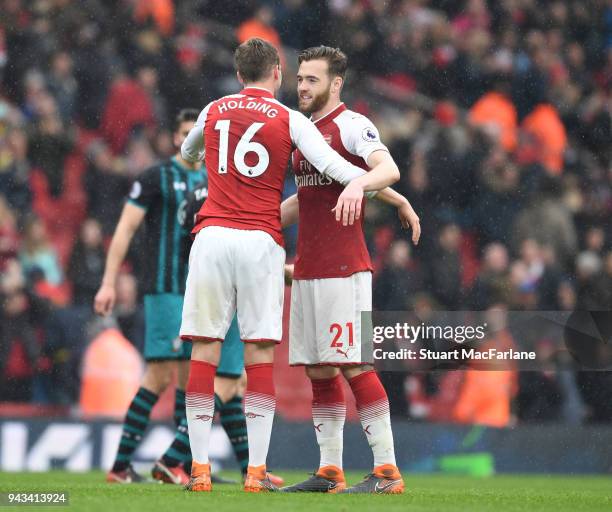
xmin=194 ymin=414 xmax=213 ymax=422
xmin=245 ymin=412 xmax=264 ymax=419
xmin=363 ymin=425 xmax=372 ymax=435
xmin=336 ymin=348 xmax=350 ymax=358
xmin=314 ymin=423 xmax=323 ymax=432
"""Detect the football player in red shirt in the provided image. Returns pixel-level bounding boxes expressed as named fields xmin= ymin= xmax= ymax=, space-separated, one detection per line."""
xmin=280 ymin=46 xmax=420 ymax=494
xmin=179 ymin=38 xmax=400 ymax=493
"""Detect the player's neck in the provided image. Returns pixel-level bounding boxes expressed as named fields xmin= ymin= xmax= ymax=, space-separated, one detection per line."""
xmin=174 ymin=153 xmax=197 ymax=170
xmin=242 ymin=81 xmax=275 ymax=96
xmin=311 ymin=100 xmax=343 ymax=122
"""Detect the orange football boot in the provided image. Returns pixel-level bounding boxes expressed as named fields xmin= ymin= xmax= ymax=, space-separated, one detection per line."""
xmin=244 ymin=465 xmax=278 ymax=492
xmin=341 ymin=464 xmax=404 ymax=494
xmin=185 ymin=461 xmax=212 ymax=492
xmin=280 ymin=465 xmax=346 ymax=493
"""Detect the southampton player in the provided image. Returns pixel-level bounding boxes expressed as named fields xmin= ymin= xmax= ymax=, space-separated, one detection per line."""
xmin=179 ymin=38 xmax=399 ymax=493
xmin=182 ymin=182 xmax=284 ymax=487
xmin=94 ymin=110 xmax=206 ymax=484
xmin=280 ymin=46 xmax=421 ymax=494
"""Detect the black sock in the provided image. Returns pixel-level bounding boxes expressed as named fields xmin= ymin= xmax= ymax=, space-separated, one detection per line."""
xmin=173 ymin=389 xmax=185 ymax=427
xmin=112 ymin=387 xmax=158 ymax=472
xmin=161 ymin=388 xmax=191 ymax=468
xmin=217 ymin=394 xmax=249 ymax=475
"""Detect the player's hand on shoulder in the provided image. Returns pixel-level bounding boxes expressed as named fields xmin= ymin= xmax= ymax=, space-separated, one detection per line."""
xmin=398 ymin=201 xmax=421 ymax=245
xmin=333 ymin=181 xmax=364 ymax=226
xmin=94 ymin=283 xmax=116 ymax=316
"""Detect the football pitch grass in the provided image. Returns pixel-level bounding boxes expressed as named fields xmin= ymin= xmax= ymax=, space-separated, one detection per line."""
xmin=0 ymin=471 xmax=610 ymax=512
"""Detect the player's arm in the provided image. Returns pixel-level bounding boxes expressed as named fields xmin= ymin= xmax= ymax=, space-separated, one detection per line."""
xmin=333 ymin=118 xmax=405 ymax=226
xmin=289 ymin=110 xmax=398 ymax=189
xmin=372 ymin=182 xmax=421 ymax=245
xmin=289 ymin=111 xmax=398 ymax=225
xmin=280 ymin=193 xmax=299 ymax=228
xmin=94 ymin=203 xmax=145 ymax=316
xmin=181 ymin=103 xmax=212 ymax=162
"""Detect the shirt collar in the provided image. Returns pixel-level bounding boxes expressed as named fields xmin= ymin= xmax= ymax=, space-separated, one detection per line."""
xmin=240 ymin=86 xmax=275 ymax=98
xmin=312 ymin=102 xmax=346 ymax=126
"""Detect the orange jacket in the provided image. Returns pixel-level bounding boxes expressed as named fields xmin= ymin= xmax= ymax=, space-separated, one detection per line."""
xmin=80 ymin=328 xmax=143 ymax=419
xmin=134 ymin=0 xmax=175 ymax=36
xmin=236 ymin=20 xmax=286 ymax=69
xmin=451 ymin=330 xmax=518 ymax=427
xmin=469 ymin=92 xmax=518 ymax=151
xmin=521 ymin=104 xmax=567 ymax=174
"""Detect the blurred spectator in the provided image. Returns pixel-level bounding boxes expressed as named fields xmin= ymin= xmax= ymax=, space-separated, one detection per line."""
xmin=100 ymin=73 xmax=156 ymax=154
xmin=426 ymin=223 xmax=462 ymax=309
xmin=236 ymin=5 xmax=285 ymax=68
xmin=0 ymin=195 xmax=19 ymax=267
xmin=575 ymin=251 xmax=608 ymax=310
xmin=79 ymin=317 xmax=143 ymax=418
xmin=18 ymin=216 xmax=63 ymax=286
xmin=0 ymin=258 xmax=48 ymax=402
xmin=512 ymin=176 xmax=577 ymax=268
xmin=274 ymin=0 xmax=325 ymax=51
xmin=583 ymin=225 xmax=606 ymax=256
xmin=520 ymin=103 xmax=567 ymax=175
xmin=469 ymin=87 xmax=517 ymax=152
xmin=469 ymin=242 xmax=510 ymax=309
xmin=473 ymin=149 xmax=522 ymax=246
xmin=135 ymin=64 xmax=167 ymax=130
xmin=0 ymin=127 xmax=32 ymax=214
xmin=517 ymin=340 xmax=564 ymax=422
xmin=374 ymin=239 xmax=423 ymax=310
xmin=46 ymin=51 xmax=78 ymax=123
xmin=133 ymin=0 xmax=175 ymax=36
xmin=432 ymin=307 xmax=518 ymax=427
xmin=72 ymin=24 xmax=111 ymax=129
xmin=67 ymin=218 xmax=105 ymax=305
xmin=161 ymin=23 xmax=223 ymax=116
xmin=27 ymin=92 xmax=73 ymax=197
xmin=84 ymin=140 xmax=131 ymax=235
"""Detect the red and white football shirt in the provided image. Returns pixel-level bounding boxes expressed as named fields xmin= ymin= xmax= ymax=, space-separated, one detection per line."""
xmin=181 ymin=88 xmax=368 ymax=247
xmin=292 ymin=103 xmax=389 ymax=279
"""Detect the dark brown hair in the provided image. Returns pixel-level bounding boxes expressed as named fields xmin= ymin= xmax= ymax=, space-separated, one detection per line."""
xmin=234 ymin=38 xmax=280 ymax=83
xmin=173 ymin=108 xmax=199 ymax=132
xmin=298 ymin=46 xmax=348 ymax=80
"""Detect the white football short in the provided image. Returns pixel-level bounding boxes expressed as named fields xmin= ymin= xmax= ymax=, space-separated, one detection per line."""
xmin=289 ymin=271 xmax=372 ymax=365
xmin=180 ymin=226 xmax=285 ymax=343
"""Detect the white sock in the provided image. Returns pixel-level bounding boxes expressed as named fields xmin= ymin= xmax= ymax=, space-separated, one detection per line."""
xmin=244 ymin=391 xmax=275 ymax=467
xmin=313 ymin=402 xmax=345 ymax=469
xmin=358 ymin=398 xmax=396 ymax=467
xmin=185 ymin=392 xmax=214 ymax=464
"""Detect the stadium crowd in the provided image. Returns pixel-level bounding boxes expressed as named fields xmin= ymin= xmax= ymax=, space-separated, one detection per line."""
xmin=0 ymin=0 xmax=610 ymax=424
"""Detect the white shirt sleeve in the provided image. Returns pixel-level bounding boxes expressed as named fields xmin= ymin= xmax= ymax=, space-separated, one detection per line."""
xmin=289 ymin=109 xmax=366 ymax=185
xmin=181 ymin=102 xmax=212 ymax=162
xmin=335 ymin=112 xmax=388 ymax=165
